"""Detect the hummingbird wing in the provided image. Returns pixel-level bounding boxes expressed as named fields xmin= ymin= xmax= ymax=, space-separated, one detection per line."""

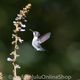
xmin=39 ymin=32 xmax=51 ymax=44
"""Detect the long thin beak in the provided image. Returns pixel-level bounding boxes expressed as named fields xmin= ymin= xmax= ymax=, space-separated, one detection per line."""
xmin=29 ymin=29 xmax=34 ymax=32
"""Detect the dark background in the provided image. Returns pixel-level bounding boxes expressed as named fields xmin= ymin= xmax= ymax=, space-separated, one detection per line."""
xmin=0 ymin=0 xmax=80 ymax=80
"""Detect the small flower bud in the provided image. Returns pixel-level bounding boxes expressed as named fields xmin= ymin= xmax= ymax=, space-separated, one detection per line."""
xmin=19 ymin=38 xmax=24 ymax=43
xmin=17 ymin=14 xmax=22 ymax=17
xmin=24 ymin=19 xmax=27 ymax=22
xmin=16 ymin=54 xmax=20 ymax=57
xmin=15 ymin=17 xmax=19 ymax=20
xmin=15 ymin=45 xmax=19 ymax=49
xmin=15 ymin=64 xmax=21 ymax=69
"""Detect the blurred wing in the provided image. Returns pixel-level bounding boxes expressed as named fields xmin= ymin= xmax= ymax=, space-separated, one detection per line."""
xmin=39 ymin=32 xmax=51 ymax=44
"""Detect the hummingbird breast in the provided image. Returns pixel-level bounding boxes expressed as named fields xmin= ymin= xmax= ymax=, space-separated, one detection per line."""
xmin=32 ymin=37 xmax=45 ymax=51
xmin=32 ymin=37 xmax=41 ymax=49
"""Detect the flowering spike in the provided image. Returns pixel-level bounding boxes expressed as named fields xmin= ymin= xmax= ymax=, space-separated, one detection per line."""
xmin=7 ymin=3 xmax=32 ymax=79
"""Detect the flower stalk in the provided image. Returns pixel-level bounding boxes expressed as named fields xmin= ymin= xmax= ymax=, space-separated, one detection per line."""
xmin=7 ymin=3 xmax=31 ymax=80
xmin=0 ymin=72 xmax=3 ymax=80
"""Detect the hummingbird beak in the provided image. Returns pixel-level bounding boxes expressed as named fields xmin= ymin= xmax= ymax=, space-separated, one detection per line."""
xmin=29 ymin=29 xmax=34 ymax=32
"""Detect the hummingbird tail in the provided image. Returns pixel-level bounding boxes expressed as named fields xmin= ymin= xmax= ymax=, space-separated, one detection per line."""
xmin=37 ymin=48 xmax=46 ymax=51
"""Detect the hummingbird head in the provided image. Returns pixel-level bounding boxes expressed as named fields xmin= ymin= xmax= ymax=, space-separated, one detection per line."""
xmin=33 ymin=31 xmax=40 ymax=37
xmin=29 ymin=29 xmax=40 ymax=37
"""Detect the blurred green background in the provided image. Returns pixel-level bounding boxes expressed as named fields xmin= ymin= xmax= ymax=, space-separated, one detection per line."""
xmin=0 ymin=0 xmax=80 ymax=80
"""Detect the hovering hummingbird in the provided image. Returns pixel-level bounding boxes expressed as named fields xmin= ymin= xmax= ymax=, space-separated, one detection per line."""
xmin=29 ymin=29 xmax=51 ymax=51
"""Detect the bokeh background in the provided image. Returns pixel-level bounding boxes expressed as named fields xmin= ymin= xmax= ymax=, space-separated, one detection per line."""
xmin=0 ymin=0 xmax=80 ymax=80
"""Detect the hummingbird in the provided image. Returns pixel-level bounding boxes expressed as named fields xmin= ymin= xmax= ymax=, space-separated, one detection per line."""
xmin=29 ymin=29 xmax=51 ymax=51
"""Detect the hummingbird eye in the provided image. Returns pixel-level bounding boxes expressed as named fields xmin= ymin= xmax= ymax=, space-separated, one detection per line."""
xmin=33 ymin=32 xmax=36 ymax=35
xmin=35 ymin=32 xmax=36 ymax=35
xmin=33 ymin=31 xmax=40 ymax=37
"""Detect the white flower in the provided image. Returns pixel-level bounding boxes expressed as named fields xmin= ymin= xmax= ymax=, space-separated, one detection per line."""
xmin=24 ymin=19 xmax=27 ymax=22
xmin=15 ymin=17 xmax=19 ymax=20
xmin=17 ymin=14 xmax=21 ymax=17
xmin=20 ymin=29 xmax=25 ymax=32
xmin=13 ymin=21 xmax=16 ymax=24
xmin=21 ymin=24 xmax=26 ymax=28
xmin=7 ymin=57 xmax=13 ymax=62
xmin=13 ymin=76 xmax=21 ymax=80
